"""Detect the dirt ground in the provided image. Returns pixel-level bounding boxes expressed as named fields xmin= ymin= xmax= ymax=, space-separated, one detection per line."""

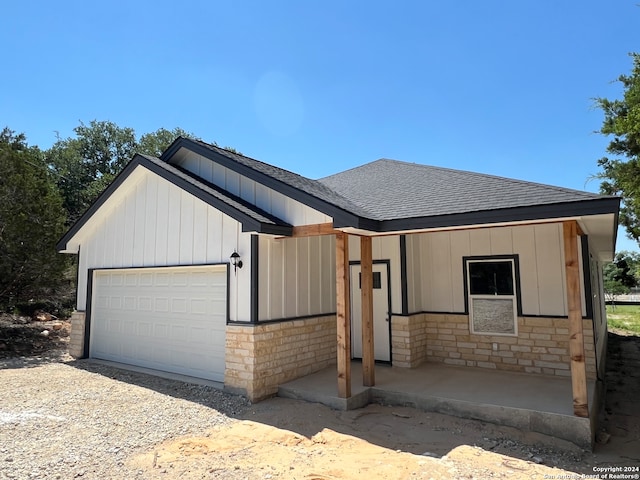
xmin=128 ymin=329 xmax=640 ymax=479
xmin=2 ymin=314 xmax=640 ymax=479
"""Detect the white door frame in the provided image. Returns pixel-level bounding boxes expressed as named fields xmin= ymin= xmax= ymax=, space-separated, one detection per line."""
xmin=349 ymin=260 xmax=392 ymax=362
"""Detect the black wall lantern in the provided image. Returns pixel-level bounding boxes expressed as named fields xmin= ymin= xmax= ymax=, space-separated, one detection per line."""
xmin=230 ymin=251 xmax=243 ymax=274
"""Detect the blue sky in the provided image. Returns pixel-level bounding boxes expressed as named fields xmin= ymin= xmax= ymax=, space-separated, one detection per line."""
xmin=2 ymin=1 xmax=638 ymax=251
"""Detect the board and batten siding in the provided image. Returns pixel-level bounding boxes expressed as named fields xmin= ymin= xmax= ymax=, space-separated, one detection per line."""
xmin=405 ymin=223 xmax=587 ymax=317
xmin=256 ymin=234 xmax=401 ymax=321
xmin=176 ymin=152 xmax=333 ymax=226
xmin=75 ymin=170 xmax=252 ymax=322
xmin=258 ymin=235 xmax=336 ymax=321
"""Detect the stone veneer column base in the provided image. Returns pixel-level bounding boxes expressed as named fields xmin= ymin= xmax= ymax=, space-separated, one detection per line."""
xmin=224 ymin=316 xmax=337 ymax=401
xmin=391 ymin=314 xmax=428 ymax=367
xmin=68 ymin=311 xmax=86 ymax=358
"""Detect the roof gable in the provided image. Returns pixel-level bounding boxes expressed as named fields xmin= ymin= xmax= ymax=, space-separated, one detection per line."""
xmin=56 ymin=154 xmax=292 ymax=252
xmin=162 ymin=138 xmax=373 ymax=228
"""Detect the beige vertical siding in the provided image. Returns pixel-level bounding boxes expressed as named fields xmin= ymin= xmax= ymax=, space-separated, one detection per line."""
xmin=406 ymin=223 xmax=586 ymax=317
xmin=258 ymin=235 xmax=336 ymax=321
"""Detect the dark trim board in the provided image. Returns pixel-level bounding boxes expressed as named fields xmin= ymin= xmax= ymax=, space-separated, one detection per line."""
xmin=250 ymin=234 xmax=259 ymax=324
xmin=348 ymin=259 xmax=392 ymax=267
xmin=377 ymin=198 xmax=621 ymax=233
xmin=227 ymin=312 xmax=337 ymax=326
xmin=399 ymin=235 xmax=409 ymax=316
xmin=83 ymin=268 xmax=95 ymax=358
xmin=581 ymin=235 xmax=594 ymax=320
xmin=73 ymin=245 xmax=81 ymax=315
xmin=462 ymin=254 xmax=523 ymax=317
xmin=82 ymin=262 xmax=229 ymax=272
xmin=393 ymin=310 xmax=591 ymax=320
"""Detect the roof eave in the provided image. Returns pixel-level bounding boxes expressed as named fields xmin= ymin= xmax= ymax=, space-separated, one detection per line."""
xmin=376 ymin=197 xmax=621 ymax=232
xmin=145 ymin=158 xmax=291 ymax=235
xmin=164 ymin=137 xmax=364 ymax=228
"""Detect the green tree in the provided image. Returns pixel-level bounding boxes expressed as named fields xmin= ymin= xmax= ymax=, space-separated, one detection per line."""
xmin=602 ymin=252 xmax=640 ymax=308
xmin=611 ymin=250 xmax=640 ymax=287
xmin=595 ymin=53 xmax=640 ymax=244
xmin=47 ymin=120 xmax=138 ymax=224
xmin=602 ymin=262 xmax=631 ymax=309
xmin=138 ymin=127 xmax=197 ymax=157
xmin=47 ymin=121 xmax=202 ymax=224
xmin=0 ymin=128 xmax=69 ymax=311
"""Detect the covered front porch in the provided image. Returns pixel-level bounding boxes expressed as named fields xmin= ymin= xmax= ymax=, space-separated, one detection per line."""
xmin=329 ymin=221 xmax=593 ymax=406
xmin=270 ymin=220 xmax=600 ymax=448
xmin=278 ymin=360 xmax=599 ymax=449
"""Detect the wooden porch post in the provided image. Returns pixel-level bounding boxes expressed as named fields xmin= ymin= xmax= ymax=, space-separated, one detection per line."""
xmin=563 ymin=220 xmax=589 ymax=418
xmin=335 ymin=232 xmax=351 ymax=398
xmin=361 ymin=236 xmax=375 ymax=386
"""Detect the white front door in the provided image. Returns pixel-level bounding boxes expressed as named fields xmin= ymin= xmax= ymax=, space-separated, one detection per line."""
xmin=350 ymin=262 xmax=391 ymax=362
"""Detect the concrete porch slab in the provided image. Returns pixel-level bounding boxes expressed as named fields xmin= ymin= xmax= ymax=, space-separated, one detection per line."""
xmin=278 ymin=362 xmax=596 ymax=449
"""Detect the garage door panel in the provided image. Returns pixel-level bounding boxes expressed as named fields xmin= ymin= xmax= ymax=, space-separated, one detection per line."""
xmin=171 ymin=298 xmax=188 ymax=313
xmin=110 ymin=296 xmax=122 ymax=309
xmin=154 ymin=298 xmax=169 ymax=312
xmin=190 ymin=299 xmax=207 ymax=314
xmin=91 ymin=266 xmax=227 ymax=382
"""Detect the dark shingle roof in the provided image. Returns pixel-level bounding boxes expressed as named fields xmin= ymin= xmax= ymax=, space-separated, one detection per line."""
xmin=318 ymin=159 xmax=609 ymax=221
xmin=58 ymin=140 xmax=620 ymax=251
xmin=162 ymin=139 xmax=618 ymax=231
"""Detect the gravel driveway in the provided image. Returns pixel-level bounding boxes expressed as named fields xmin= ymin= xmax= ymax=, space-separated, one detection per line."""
xmin=0 ymin=354 xmax=249 ymax=479
xmin=3 ymin=335 xmax=639 ymax=479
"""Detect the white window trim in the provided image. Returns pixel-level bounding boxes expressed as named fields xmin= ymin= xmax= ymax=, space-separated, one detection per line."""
xmin=467 ymin=258 xmax=518 ymax=337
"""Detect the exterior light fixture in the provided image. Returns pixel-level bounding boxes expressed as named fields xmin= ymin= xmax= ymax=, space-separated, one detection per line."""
xmin=230 ymin=251 xmax=243 ymax=274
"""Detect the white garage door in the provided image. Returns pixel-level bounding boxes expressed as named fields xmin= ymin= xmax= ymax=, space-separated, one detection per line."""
xmin=90 ymin=265 xmax=227 ymax=382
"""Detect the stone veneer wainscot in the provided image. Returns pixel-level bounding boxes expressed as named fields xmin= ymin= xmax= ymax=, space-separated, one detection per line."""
xmin=391 ymin=313 xmax=596 ymax=379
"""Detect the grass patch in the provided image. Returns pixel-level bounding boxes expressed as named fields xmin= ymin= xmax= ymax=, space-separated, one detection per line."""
xmin=606 ymin=304 xmax=640 ymax=334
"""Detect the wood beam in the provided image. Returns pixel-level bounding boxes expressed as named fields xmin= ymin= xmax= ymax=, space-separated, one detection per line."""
xmin=563 ymin=220 xmax=589 ymax=418
xmin=335 ymin=232 xmax=351 ymax=398
xmin=290 ymin=223 xmax=337 ymax=238
xmin=360 ymin=236 xmax=375 ymax=387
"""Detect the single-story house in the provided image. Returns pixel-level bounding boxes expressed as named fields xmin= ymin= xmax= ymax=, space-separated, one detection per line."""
xmin=57 ymin=137 xmax=619 ymax=445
